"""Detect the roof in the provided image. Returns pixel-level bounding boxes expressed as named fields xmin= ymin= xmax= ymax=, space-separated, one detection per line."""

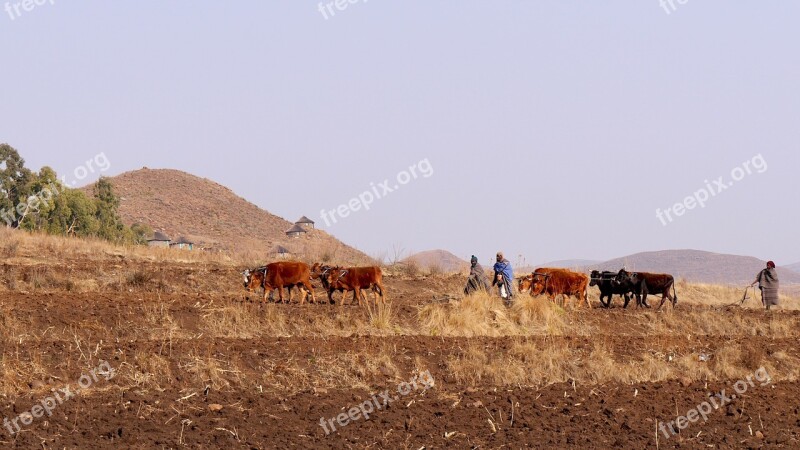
xmin=296 ymin=216 xmax=315 ymax=224
xmin=272 ymin=245 xmax=291 ymax=254
xmin=173 ymin=236 xmax=194 ymax=244
xmin=285 ymin=224 xmax=307 ymax=234
xmin=149 ymin=231 xmax=171 ymax=241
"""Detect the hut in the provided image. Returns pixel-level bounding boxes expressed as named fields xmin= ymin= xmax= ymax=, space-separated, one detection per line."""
xmin=272 ymin=245 xmax=292 ymax=259
xmin=170 ymin=236 xmax=194 ymax=250
xmin=285 ymin=224 xmax=308 ymax=239
xmin=147 ymin=231 xmax=171 ymax=248
xmin=295 ymin=216 xmax=316 ymax=230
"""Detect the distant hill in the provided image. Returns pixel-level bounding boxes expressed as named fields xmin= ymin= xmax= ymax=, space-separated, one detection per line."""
xmin=588 ymin=250 xmax=800 ymax=285
xmin=403 ymin=250 xmax=470 ymax=273
xmin=537 ymin=259 xmax=601 ymax=270
xmin=83 ymin=168 xmax=369 ymax=263
xmin=787 ymin=262 xmax=800 ymax=273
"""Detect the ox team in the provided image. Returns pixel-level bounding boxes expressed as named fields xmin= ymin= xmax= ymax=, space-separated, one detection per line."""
xmin=243 ymin=255 xmax=781 ymax=310
xmin=243 ymin=262 xmax=384 ymax=306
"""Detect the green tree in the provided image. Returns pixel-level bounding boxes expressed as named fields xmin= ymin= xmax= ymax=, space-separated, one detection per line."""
xmin=46 ymin=188 xmax=99 ymax=237
xmin=19 ymin=166 xmax=62 ymax=231
xmin=0 ymin=143 xmax=34 ymax=228
xmin=130 ymin=222 xmax=153 ymax=245
xmin=93 ymin=177 xmax=127 ymax=243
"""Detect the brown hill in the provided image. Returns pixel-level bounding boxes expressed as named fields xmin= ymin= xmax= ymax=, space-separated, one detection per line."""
xmin=83 ymin=168 xmax=370 ymax=264
xmin=403 ymin=250 xmax=470 ymax=273
xmin=589 ymin=250 xmax=800 ymax=285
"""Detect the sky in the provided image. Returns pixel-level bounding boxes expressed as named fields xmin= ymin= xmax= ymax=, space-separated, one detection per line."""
xmin=2 ymin=1 xmax=798 ymax=267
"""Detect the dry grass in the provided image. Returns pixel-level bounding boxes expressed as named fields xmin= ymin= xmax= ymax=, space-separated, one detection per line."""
xmin=444 ymin=338 xmax=800 ymax=388
xmin=675 ymin=280 xmax=800 ymax=310
xmin=418 ymin=293 xmax=568 ymax=337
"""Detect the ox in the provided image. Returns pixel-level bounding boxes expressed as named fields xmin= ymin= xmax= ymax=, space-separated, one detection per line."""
xmin=310 ymin=263 xmax=351 ymax=304
xmin=321 ymin=266 xmax=385 ymax=306
xmin=615 ymin=269 xmax=677 ymax=309
xmin=518 ymin=268 xmax=560 ymax=294
xmin=243 ymin=262 xmax=316 ymax=304
xmin=590 ymin=270 xmax=634 ymax=308
xmin=521 ymin=268 xmax=590 ymax=308
xmin=243 ymin=267 xmax=304 ymax=303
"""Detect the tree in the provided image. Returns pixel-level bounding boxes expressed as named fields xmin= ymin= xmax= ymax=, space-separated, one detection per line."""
xmin=130 ymin=222 xmax=153 ymax=245
xmin=46 ymin=188 xmax=99 ymax=237
xmin=0 ymin=143 xmax=34 ymax=228
xmin=93 ymin=177 xmax=127 ymax=243
xmin=19 ymin=166 xmax=62 ymax=231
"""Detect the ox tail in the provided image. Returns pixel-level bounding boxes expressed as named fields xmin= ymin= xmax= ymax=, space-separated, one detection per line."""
xmin=673 ymin=282 xmax=678 ymax=306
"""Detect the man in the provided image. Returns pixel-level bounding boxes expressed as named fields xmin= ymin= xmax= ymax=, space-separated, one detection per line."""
xmin=751 ymin=261 xmax=780 ymax=311
xmin=464 ymin=255 xmax=491 ymax=295
xmin=492 ymin=252 xmax=515 ymax=303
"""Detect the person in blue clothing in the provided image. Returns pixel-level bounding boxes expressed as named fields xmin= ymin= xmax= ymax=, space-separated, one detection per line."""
xmin=492 ymin=251 xmax=515 ymax=303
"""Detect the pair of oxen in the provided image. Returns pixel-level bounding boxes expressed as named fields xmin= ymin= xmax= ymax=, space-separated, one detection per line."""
xmin=242 ymin=262 xmax=385 ymax=306
xmin=518 ymin=268 xmax=677 ymax=309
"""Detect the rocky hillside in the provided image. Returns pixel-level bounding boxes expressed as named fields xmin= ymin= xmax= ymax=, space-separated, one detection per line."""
xmin=83 ymin=168 xmax=370 ymax=264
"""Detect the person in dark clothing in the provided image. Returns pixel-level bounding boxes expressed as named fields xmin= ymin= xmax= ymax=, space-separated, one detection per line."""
xmin=751 ymin=261 xmax=780 ymax=310
xmin=464 ymin=255 xmax=491 ymax=295
xmin=492 ymin=252 xmax=515 ymax=303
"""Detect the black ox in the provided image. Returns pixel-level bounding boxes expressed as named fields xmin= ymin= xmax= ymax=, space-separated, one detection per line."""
xmin=590 ymin=270 xmax=635 ymax=308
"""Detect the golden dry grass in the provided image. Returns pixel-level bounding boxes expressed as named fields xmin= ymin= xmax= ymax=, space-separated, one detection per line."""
xmin=444 ymin=338 xmax=800 ymax=388
xmin=418 ymin=293 xmax=569 ymax=337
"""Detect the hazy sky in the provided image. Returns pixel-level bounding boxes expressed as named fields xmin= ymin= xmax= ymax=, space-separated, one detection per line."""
xmin=2 ymin=2 xmax=798 ymax=266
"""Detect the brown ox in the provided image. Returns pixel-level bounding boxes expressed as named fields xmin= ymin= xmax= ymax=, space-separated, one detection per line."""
xmin=243 ymin=267 xmax=304 ymax=302
xmin=518 ymin=268 xmax=561 ymax=294
xmin=615 ymin=269 xmax=677 ymax=309
xmin=310 ymin=263 xmax=351 ymax=304
xmin=322 ymin=266 xmax=385 ymax=306
xmin=524 ymin=268 xmax=590 ymax=308
xmin=243 ymin=262 xmax=316 ymax=304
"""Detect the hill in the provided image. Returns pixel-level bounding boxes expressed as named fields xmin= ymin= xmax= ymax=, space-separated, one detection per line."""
xmin=83 ymin=168 xmax=370 ymax=264
xmin=589 ymin=249 xmax=800 ymax=285
xmin=403 ymin=250 xmax=470 ymax=273
xmin=787 ymin=262 xmax=800 ymax=273
xmin=537 ymin=259 xmax=601 ymax=270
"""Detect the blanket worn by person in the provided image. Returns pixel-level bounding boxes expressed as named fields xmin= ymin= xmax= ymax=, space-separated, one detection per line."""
xmin=757 ymin=267 xmax=780 ymax=307
xmin=464 ymin=256 xmax=491 ymax=295
xmin=493 ymin=258 xmax=515 ymax=301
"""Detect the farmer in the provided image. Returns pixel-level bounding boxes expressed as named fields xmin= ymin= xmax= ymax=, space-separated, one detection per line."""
xmin=464 ymin=255 xmax=491 ymax=295
xmin=751 ymin=261 xmax=780 ymax=310
xmin=492 ymin=252 xmax=515 ymax=303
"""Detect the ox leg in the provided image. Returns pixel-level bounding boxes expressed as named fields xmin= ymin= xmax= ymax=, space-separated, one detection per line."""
xmin=623 ymin=294 xmax=631 ymax=309
xmin=303 ymin=281 xmax=316 ymax=304
xmin=599 ymin=294 xmax=609 ymax=308
xmin=658 ymin=294 xmax=667 ymax=310
xmin=352 ymin=287 xmax=362 ymax=306
xmin=376 ymin=283 xmax=385 ymax=305
xmin=328 ymin=288 xmax=338 ymax=306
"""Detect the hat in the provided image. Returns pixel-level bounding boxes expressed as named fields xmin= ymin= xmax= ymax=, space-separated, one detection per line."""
xmin=470 ymin=255 xmax=478 ymax=265
xmin=767 ymin=261 xmax=776 ymax=269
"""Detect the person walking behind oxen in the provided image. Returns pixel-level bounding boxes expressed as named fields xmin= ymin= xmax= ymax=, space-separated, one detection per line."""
xmin=751 ymin=261 xmax=780 ymax=311
xmin=464 ymin=255 xmax=491 ymax=295
xmin=492 ymin=252 xmax=515 ymax=303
